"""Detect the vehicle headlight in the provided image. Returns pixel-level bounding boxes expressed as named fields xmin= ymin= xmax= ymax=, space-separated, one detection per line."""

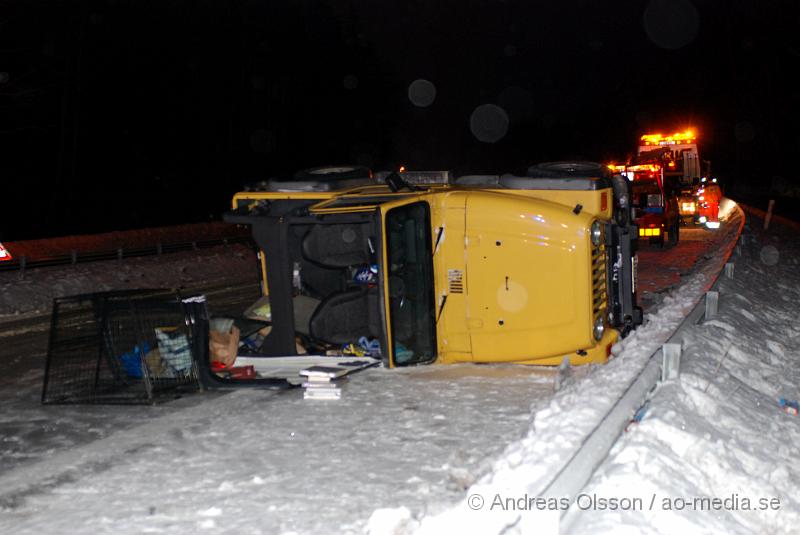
xmin=593 ymin=316 xmax=605 ymax=341
xmin=590 ymin=220 xmax=603 ymax=246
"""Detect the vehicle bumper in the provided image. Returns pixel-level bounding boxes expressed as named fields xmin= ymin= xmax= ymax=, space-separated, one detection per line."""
xmin=514 ymin=327 xmax=620 ymax=366
xmin=606 ymin=221 xmax=643 ymax=333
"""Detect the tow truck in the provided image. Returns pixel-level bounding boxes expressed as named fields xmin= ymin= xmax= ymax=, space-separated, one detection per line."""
xmin=624 ymin=158 xmax=680 ymax=248
xmin=637 ymin=130 xmax=712 ymax=226
xmin=225 ymin=163 xmax=642 ymax=368
xmin=639 ymin=130 xmax=702 ymax=185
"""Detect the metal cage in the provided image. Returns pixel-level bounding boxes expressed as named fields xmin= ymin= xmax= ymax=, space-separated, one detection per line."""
xmin=42 ymin=289 xmax=201 ymax=405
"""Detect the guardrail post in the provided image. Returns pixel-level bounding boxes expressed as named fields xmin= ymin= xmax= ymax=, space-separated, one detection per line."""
xmin=724 ymin=262 xmax=735 ymax=279
xmin=704 ymin=291 xmax=719 ymax=320
xmin=192 ymin=241 xmax=198 ymax=250
xmin=19 ymin=255 xmax=26 ymax=279
xmin=156 ymin=243 xmax=162 ymax=257
xmin=735 ymin=244 xmax=742 ymax=256
xmin=117 ymin=248 xmax=123 ymax=262
xmin=70 ymin=249 xmax=77 ymax=265
xmin=661 ymin=343 xmax=682 ymax=382
xmin=554 ymin=356 xmax=571 ymax=392
xmin=764 ymin=199 xmax=775 ymax=230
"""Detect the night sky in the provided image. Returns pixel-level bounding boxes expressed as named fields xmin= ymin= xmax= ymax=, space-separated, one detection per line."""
xmin=3 ymin=0 xmax=799 ymax=240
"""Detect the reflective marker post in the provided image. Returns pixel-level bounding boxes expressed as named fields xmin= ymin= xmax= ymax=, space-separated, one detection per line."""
xmin=764 ymin=199 xmax=775 ymax=230
xmin=662 ymin=343 xmax=682 ymax=382
xmin=704 ymin=291 xmax=719 ymax=320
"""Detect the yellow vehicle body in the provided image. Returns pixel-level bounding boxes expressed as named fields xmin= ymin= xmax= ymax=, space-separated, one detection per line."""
xmin=227 ymin=167 xmax=639 ymax=368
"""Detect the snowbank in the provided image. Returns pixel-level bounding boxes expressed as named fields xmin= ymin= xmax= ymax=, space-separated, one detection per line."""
xmin=566 ymin=210 xmax=800 ymax=534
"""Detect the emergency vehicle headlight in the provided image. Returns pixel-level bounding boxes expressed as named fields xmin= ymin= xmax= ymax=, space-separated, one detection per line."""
xmin=699 ymin=216 xmax=707 ymax=223
xmin=705 ymin=221 xmax=720 ymax=229
xmin=590 ymin=221 xmax=603 ymax=246
xmin=593 ymin=316 xmax=605 ymax=341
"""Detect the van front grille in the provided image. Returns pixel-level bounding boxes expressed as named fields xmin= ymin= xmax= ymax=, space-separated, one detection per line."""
xmin=592 ymin=244 xmax=607 ymax=320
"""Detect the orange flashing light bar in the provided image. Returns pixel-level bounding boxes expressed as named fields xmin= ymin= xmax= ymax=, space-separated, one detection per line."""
xmin=640 ymin=130 xmax=697 ymax=146
xmin=627 ymin=163 xmax=661 ymax=173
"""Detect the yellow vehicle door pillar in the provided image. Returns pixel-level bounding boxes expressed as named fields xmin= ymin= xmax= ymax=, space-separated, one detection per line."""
xmin=432 ymin=193 xmax=472 ymax=363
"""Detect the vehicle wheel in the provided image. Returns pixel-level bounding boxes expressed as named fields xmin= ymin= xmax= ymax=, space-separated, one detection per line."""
xmin=610 ymin=174 xmax=632 ymax=226
xmin=256 ymin=165 xmax=374 ymax=192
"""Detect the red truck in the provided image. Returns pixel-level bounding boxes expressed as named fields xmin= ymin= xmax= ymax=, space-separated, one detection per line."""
xmin=628 ymin=163 xmax=680 ymax=248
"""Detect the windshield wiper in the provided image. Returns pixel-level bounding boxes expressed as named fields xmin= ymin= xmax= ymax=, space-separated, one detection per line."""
xmin=386 ymin=171 xmax=419 ymax=192
xmin=436 ymin=294 xmax=448 ymax=323
xmin=433 ymin=226 xmax=444 ymax=255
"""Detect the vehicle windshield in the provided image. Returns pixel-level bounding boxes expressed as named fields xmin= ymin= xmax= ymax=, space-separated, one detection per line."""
xmin=384 ymin=202 xmax=437 ymax=366
xmin=630 ymin=179 xmax=664 ymax=216
xmin=632 ymin=179 xmax=660 ymax=194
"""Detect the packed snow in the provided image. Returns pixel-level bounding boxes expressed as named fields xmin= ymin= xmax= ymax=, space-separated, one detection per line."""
xmin=0 ymin=364 xmax=559 ymax=534
xmin=1 ymin=199 xmax=797 ymax=534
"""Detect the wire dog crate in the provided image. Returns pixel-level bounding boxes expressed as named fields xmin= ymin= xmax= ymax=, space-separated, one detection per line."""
xmin=42 ymin=289 xmax=202 ymax=405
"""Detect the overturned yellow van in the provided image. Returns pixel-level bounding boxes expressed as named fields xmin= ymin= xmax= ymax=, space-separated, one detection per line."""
xmin=225 ymin=163 xmax=642 ymax=368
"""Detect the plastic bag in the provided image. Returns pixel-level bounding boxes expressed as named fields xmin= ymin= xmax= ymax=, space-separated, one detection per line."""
xmin=209 ymin=325 xmax=241 ymax=368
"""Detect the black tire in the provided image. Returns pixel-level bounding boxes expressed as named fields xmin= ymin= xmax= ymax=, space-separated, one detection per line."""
xmin=610 ymin=174 xmax=632 ymax=226
xmin=254 ymin=165 xmax=374 ymax=192
xmin=293 ymin=165 xmax=372 ymax=181
xmin=526 ymin=161 xmax=607 ymax=178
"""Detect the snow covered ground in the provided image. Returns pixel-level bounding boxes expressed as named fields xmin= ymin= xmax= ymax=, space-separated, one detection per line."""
xmin=2 ymin=200 xmax=796 ymax=534
xmin=0 ymin=243 xmax=561 ymax=534
xmin=0 ymin=363 xmax=559 ymax=534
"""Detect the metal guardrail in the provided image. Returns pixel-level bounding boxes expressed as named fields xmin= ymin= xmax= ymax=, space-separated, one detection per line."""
xmin=0 ymin=235 xmax=254 ymax=273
